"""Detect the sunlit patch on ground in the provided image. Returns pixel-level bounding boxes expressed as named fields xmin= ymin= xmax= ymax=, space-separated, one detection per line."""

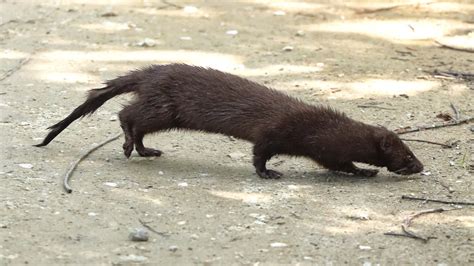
xmin=234 ymin=64 xmax=323 ymax=77
xmin=78 ymin=21 xmax=133 ymax=32
xmin=303 ymin=19 xmax=474 ymax=44
xmin=110 ymin=188 xmax=163 ymax=206
xmin=281 ymin=78 xmax=440 ymax=99
xmin=26 ymin=49 xmax=326 ymax=84
xmin=0 ymin=50 xmax=30 ymax=60
xmin=210 ymin=190 xmax=272 ymax=204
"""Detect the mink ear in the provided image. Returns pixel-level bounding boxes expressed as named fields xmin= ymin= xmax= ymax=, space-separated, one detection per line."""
xmin=380 ymin=134 xmax=394 ymax=152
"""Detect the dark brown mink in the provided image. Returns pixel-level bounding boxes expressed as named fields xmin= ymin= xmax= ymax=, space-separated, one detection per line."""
xmin=35 ymin=64 xmax=423 ymax=178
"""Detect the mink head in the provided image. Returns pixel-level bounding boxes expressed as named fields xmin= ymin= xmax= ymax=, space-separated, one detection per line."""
xmin=378 ymin=131 xmax=424 ymax=175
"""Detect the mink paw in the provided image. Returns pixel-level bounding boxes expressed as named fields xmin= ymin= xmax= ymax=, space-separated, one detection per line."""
xmin=123 ymin=142 xmax=133 ymax=158
xmin=137 ymin=148 xmax=163 ymax=157
xmin=355 ymin=168 xmax=379 ymax=177
xmin=257 ymin=169 xmax=283 ymax=179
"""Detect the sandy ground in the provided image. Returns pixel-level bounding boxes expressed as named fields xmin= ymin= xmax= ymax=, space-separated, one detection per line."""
xmin=1 ymin=0 xmax=473 ymax=265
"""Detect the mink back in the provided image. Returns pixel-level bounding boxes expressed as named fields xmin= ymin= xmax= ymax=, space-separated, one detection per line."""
xmin=129 ymin=64 xmax=316 ymax=141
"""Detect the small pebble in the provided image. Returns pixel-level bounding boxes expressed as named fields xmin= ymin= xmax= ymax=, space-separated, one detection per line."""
xmin=273 ymin=10 xmax=286 ymax=16
xmin=18 ymin=163 xmax=33 ymax=169
xmin=421 ymin=171 xmax=431 ymax=176
xmin=180 ymin=36 xmax=192 ymax=41
xmin=359 ymin=245 xmax=371 ymax=250
xmin=177 ymin=221 xmax=186 ymax=225
xmin=346 ymin=212 xmax=370 ymax=220
xmin=158 ymin=171 xmax=164 ymax=175
xmin=227 ymin=152 xmax=245 ymax=160
xmin=169 ymin=245 xmax=178 ymax=252
xmin=270 ymin=242 xmax=288 ymax=248
xmin=190 ymin=234 xmax=199 ymax=240
xmin=88 ymin=212 xmax=97 ymax=217
xmin=101 ymin=11 xmax=118 ymax=17
xmin=178 ymin=182 xmax=188 ymax=187
xmin=104 ymin=182 xmax=118 ymax=187
xmin=135 ymin=38 xmax=157 ymax=47
xmin=109 ymin=115 xmax=117 ymax=121
xmin=119 ymin=254 xmax=148 ymax=262
xmin=282 ymin=46 xmax=294 ymax=52
xmin=287 ymin=185 xmax=298 ymax=190
xmin=129 ymin=228 xmax=149 ymax=242
xmin=295 ymin=30 xmax=305 ymax=36
xmin=20 ymin=121 xmax=30 ymax=126
xmin=183 ymin=6 xmax=198 ymax=13
xmin=226 ymin=30 xmax=238 ymax=36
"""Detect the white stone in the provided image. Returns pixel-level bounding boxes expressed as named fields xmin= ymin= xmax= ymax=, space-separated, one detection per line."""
xmin=226 ymin=30 xmax=238 ymax=35
xmin=273 ymin=10 xmax=286 ymax=16
xmin=18 ymin=163 xmax=33 ymax=169
xmin=119 ymin=254 xmax=148 ymax=262
xmin=270 ymin=242 xmax=288 ymax=248
xmin=104 ymin=182 xmax=118 ymax=187
xmin=183 ymin=6 xmax=198 ymax=13
xmin=178 ymin=182 xmax=188 ymax=187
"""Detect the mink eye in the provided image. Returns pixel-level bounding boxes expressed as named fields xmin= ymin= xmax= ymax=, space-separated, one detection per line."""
xmin=407 ymin=155 xmax=413 ymax=161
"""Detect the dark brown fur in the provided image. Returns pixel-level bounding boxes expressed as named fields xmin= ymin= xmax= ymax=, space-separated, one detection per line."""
xmin=36 ymin=64 xmax=423 ymax=178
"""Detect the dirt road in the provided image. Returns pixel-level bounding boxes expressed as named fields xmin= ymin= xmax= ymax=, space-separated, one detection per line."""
xmin=1 ymin=0 xmax=473 ymax=264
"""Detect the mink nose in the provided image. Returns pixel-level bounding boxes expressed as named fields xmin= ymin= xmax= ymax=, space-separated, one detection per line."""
xmin=411 ymin=161 xmax=423 ymax=173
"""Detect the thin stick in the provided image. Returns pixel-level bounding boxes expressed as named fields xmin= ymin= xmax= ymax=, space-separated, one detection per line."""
xmin=426 ymin=70 xmax=474 ymax=81
xmin=158 ymin=0 xmax=183 ymax=9
xmin=401 ymin=195 xmax=474 ymax=206
xmin=394 ymin=117 xmax=474 ymax=135
xmin=401 ymin=208 xmax=447 ymax=242
xmin=138 ymin=219 xmax=169 ymax=237
xmin=403 ymin=208 xmax=446 ymax=227
xmin=353 ymin=1 xmax=433 ymax=14
xmin=400 ymin=225 xmax=429 ymax=242
xmin=434 ymin=40 xmax=474 ymax=53
xmin=385 ymin=208 xmax=457 ymax=242
xmin=0 ymin=57 xmax=31 ymax=81
xmin=384 ymin=231 xmax=427 ymax=241
xmin=63 ymin=133 xmax=122 ymax=193
xmin=357 ymin=105 xmax=396 ymax=110
xmin=400 ymin=138 xmax=453 ymax=148
xmin=450 ymin=103 xmax=460 ymax=121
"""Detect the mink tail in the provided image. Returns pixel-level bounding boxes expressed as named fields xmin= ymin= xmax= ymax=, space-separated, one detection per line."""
xmin=34 ymin=75 xmax=138 ymax=147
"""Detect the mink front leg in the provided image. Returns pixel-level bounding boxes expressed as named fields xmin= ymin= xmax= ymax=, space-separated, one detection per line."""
xmin=252 ymin=142 xmax=282 ymax=179
xmin=321 ymin=161 xmax=378 ymax=177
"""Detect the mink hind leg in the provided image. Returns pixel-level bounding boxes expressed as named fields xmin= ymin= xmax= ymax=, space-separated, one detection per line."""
xmin=119 ymin=104 xmax=173 ymax=158
xmin=319 ymin=160 xmax=378 ymax=177
xmin=119 ymin=107 xmax=135 ymax=158
xmin=133 ymin=130 xmax=163 ymax=157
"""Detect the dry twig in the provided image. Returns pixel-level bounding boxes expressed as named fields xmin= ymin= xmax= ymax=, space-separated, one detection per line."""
xmin=63 ymin=133 xmax=122 ymax=193
xmin=434 ymin=40 xmax=474 ymax=53
xmin=157 ymin=0 xmax=183 ymax=9
xmin=450 ymin=103 xmax=460 ymax=121
xmin=386 ymin=207 xmax=459 ymax=242
xmin=357 ymin=105 xmax=396 ymax=110
xmin=352 ymin=1 xmax=433 ymax=14
xmin=0 ymin=57 xmax=31 ymax=81
xmin=401 ymin=195 xmax=474 ymax=206
xmin=394 ymin=117 xmax=474 ymax=135
xmin=138 ymin=219 xmax=170 ymax=237
xmin=426 ymin=70 xmax=474 ymax=81
xmin=400 ymin=138 xmax=453 ymax=148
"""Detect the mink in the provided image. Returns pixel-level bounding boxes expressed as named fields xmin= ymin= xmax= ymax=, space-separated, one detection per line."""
xmin=36 ymin=64 xmax=423 ymax=178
